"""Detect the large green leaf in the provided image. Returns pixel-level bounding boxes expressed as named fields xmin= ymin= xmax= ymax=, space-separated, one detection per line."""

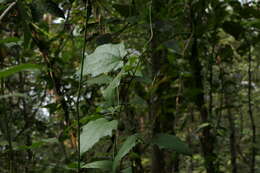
xmin=113 ymin=134 xmax=139 ymax=172
xmin=151 ymin=133 xmax=192 ymax=156
xmin=81 ymin=43 xmax=127 ymax=77
xmin=82 ymin=160 xmax=113 ymax=171
xmin=80 ymin=118 xmax=118 ymax=154
xmin=0 ymin=64 xmax=41 ymax=79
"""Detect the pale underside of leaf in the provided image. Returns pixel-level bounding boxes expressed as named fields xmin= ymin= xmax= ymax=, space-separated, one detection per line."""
xmin=81 ymin=43 xmax=127 ymax=77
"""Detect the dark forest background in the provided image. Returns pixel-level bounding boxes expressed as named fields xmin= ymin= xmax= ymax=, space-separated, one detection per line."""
xmin=0 ymin=0 xmax=259 ymax=173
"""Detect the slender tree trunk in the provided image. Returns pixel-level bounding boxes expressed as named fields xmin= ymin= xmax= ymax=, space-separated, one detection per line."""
xmin=149 ymin=0 xmax=168 ymax=172
xmin=248 ymin=45 xmax=256 ymax=173
xmin=189 ymin=31 xmax=218 ymax=173
xmin=188 ymin=1 xmax=219 ymax=171
xmin=226 ymin=99 xmax=237 ymax=173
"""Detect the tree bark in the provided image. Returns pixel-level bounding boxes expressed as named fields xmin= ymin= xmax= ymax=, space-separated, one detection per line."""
xmin=189 ymin=31 xmax=218 ymax=173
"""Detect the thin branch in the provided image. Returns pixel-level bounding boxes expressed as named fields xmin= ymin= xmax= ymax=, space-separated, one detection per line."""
xmin=0 ymin=2 xmax=16 ymax=22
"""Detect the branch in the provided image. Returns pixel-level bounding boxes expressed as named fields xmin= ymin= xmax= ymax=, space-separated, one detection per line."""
xmin=0 ymin=2 xmax=16 ymax=22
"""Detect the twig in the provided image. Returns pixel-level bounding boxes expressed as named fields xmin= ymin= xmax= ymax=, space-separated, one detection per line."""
xmin=0 ymin=2 xmax=16 ymax=22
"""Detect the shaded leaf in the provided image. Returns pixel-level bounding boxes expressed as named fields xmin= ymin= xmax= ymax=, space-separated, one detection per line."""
xmin=80 ymin=118 xmax=118 ymax=154
xmin=102 ymin=70 xmax=124 ymax=102
xmin=151 ymin=133 xmax=192 ymax=156
xmin=113 ymin=134 xmax=139 ymax=172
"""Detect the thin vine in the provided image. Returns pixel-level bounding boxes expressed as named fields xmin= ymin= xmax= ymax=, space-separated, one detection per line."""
xmin=76 ymin=0 xmax=90 ymax=172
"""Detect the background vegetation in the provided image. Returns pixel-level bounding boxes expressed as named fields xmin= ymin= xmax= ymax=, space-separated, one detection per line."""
xmin=0 ymin=0 xmax=259 ymax=173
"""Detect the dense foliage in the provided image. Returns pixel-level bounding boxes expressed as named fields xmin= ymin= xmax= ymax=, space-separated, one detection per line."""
xmin=0 ymin=0 xmax=259 ymax=173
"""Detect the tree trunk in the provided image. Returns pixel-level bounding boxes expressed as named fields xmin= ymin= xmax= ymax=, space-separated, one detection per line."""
xmin=189 ymin=34 xmax=218 ymax=173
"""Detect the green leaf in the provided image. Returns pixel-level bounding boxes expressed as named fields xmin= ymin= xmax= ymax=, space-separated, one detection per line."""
xmin=41 ymin=137 xmax=58 ymax=143
xmin=113 ymin=134 xmax=139 ymax=172
xmin=82 ymin=160 xmax=113 ymax=171
xmin=80 ymin=118 xmax=118 ymax=154
xmin=0 ymin=64 xmax=41 ymax=79
xmin=16 ymin=142 xmax=44 ymax=150
xmin=80 ymin=43 xmax=127 ymax=77
xmin=102 ymin=70 xmax=124 ymax=102
xmin=0 ymin=37 xmax=20 ymax=44
xmin=86 ymin=75 xmax=113 ymax=86
xmin=151 ymin=133 xmax=192 ymax=156
xmin=196 ymin=123 xmax=211 ymax=132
